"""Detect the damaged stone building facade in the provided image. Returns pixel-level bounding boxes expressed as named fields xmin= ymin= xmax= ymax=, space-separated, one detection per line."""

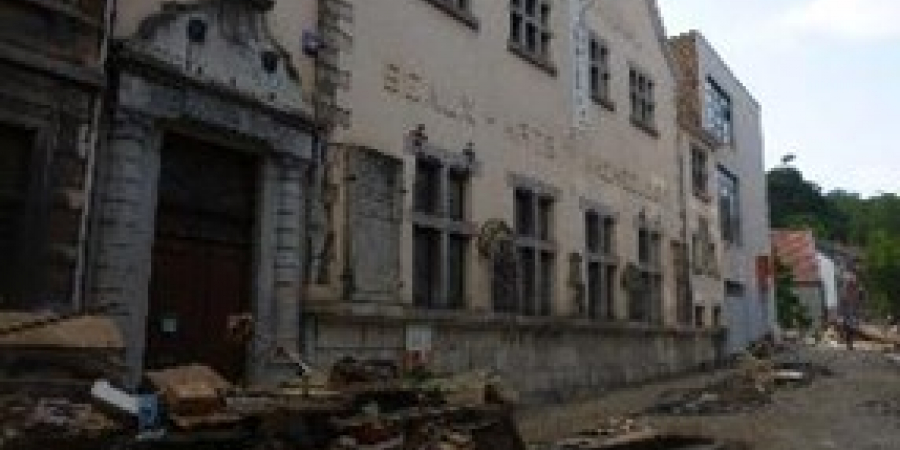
xmin=0 ymin=0 xmax=107 ymax=312
xmin=0 ymin=0 xmax=773 ymax=398
xmin=670 ymin=31 xmax=776 ymax=355
xmin=80 ymin=0 xmax=322 ymax=383
xmin=303 ymin=0 xmax=724 ymax=401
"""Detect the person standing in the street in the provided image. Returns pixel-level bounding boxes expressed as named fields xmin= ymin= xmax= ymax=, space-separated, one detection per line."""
xmin=841 ymin=273 xmax=861 ymax=351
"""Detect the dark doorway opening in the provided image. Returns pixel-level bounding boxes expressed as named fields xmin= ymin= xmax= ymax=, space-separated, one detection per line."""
xmin=146 ymin=133 xmax=257 ymax=381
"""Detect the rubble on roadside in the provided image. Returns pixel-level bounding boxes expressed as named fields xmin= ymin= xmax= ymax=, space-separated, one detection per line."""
xmin=1 ymin=342 xmax=525 ymax=450
xmin=550 ymin=417 xmax=741 ymax=450
xmin=644 ymin=351 xmax=834 ymax=417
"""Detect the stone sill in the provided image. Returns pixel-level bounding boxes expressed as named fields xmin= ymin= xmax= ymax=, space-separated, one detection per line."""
xmin=592 ymin=95 xmax=616 ymax=112
xmin=421 ymin=0 xmax=480 ymax=30
xmin=630 ymin=117 xmax=659 ymax=138
xmin=508 ymin=42 xmax=557 ymax=76
xmin=303 ymin=301 xmax=723 ymax=338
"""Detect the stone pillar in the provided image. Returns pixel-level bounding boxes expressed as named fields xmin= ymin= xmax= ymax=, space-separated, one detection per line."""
xmin=90 ymin=109 xmax=160 ymax=384
xmin=252 ymin=153 xmax=306 ymax=383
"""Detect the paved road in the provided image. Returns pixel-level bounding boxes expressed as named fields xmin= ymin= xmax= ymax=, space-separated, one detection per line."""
xmin=519 ymin=347 xmax=900 ymax=449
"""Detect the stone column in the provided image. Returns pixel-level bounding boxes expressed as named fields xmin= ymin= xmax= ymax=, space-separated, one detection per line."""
xmin=252 ymin=153 xmax=306 ymax=383
xmin=89 ymin=109 xmax=160 ymax=385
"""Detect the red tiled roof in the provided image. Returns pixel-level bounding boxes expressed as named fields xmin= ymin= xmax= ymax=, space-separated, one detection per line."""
xmin=772 ymin=229 xmax=821 ymax=284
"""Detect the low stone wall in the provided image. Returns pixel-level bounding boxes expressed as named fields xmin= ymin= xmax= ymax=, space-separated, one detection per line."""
xmin=302 ymin=306 xmax=724 ymax=404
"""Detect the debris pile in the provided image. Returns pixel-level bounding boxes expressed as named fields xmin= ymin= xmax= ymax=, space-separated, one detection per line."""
xmin=551 ymin=417 xmax=741 ymax=450
xmin=554 ymin=417 xmax=656 ymax=449
xmin=646 ymin=357 xmax=774 ymax=416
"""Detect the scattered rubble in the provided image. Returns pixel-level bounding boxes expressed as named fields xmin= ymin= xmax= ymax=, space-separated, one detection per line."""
xmin=644 ymin=352 xmax=834 ymax=417
xmin=551 ymin=417 xmax=742 ymax=450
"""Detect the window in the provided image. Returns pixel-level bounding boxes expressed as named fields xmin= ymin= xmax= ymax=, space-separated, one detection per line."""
xmin=704 ymin=78 xmax=732 ymax=144
xmin=692 ymin=217 xmax=718 ymax=276
xmin=446 ymin=170 xmax=467 ymax=220
xmin=509 ymin=0 xmax=553 ymax=69
xmin=629 ymin=67 xmax=656 ymax=132
xmin=511 ymin=187 xmax=555 ymax=316
xmin=414 ymin=158 xmax=441 ymax=215
xmin=712 ymin=305 xmax=722 ymax=328
xmin=589 ymin=35 xmax=611 ymax=106
xmin=694 ymin=305 xmax=705 ymax=328
xmin=718 ymin=168 xmax=741 ymax=245
xmin=421 ymin=0 xmax=479 ymax=29
xmin=0 ymin=124 xmax=36 ymax=308
xmin=412 ymin=157 xmax=471 ymax=309
xmin=585 ymin=210 xmax=617 ymax=320
xmin=691 ymin=146 xmax=709 ymax=198
xmin=673 ymin=241 xmax=692 ymax=326
xmin=630 ymin=222 xmax=662 ymax=323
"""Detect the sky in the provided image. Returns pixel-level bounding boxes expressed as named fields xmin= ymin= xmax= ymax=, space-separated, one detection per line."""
xmin=657 ymin=0 xmax=900 ymax=197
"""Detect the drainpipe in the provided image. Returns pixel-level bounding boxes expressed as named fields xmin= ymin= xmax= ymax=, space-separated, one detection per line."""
xmin=72 ymin=0 xmax=117 ymax=311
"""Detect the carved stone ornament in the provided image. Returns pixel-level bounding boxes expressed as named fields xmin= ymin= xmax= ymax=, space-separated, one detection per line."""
xmin=477 ymin=219 xmax=521 ymax=313
xmin=123 ymin=0 xmax=309 ymax=117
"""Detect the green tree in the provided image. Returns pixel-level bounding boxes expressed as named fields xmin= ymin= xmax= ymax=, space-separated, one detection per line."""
xmin=863 ymin=230 xmax=900 ymax=318
xmin=775 ymin=258 xmax=810 ymax=330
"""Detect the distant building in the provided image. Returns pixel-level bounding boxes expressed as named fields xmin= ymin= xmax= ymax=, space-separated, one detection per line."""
xmin=772 ymin=229 xmax=826 ymax=330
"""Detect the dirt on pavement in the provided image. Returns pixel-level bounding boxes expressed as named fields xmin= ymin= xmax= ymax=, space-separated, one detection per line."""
xmin=518 ymin=346 xmax=900 ymax=450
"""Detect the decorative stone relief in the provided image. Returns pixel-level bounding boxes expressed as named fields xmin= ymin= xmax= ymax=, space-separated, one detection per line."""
xmin=345 ymin=148 xmax=403 ymax=302
xmin=123 ymin=0 xmax=309 ymax=117
xmin=477 ymin=219 xmax=520 ymax=313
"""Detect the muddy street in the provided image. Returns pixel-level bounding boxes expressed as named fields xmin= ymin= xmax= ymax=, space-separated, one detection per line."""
xmin=520 ymin=346 xmax=900 ymax=450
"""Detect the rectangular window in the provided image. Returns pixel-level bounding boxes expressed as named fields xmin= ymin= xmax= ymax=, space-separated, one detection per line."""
xmin=519 ymin=247 xmax=536 ymax=315
xmin=629 ymin=68 xmax=656 ymax=131
xmin=585 ymin=209 xmax=617 ymax=321
xmin=509 ymin=186 xmax=555 ymax=316
xmin=586 ymin=211 xmax=600 ymax=254
xmin=589 ymin=35 xmax=611 ymax=105
xmin=446 ymin=170 xmax=467 ymax=220
xmin=631 ymin=223 xmax=662 ymax=323
xmin=712 ymin=305 xmax=722 ymax=328
xmin=691 ymin=146 xmax=709 ymax=198
xmin=412 ymin=157 xmax=471 ymax=310
xmin=638 ymin=228 xmax=650 ymax=265
xmin=695 ymin=305 xmax=705 ymax=328
xmin=414 ymin=158 xmax=441 ymax=215
xmin=718 ymin=168 xmax=741 ymax=245
xmin=510 ymin=0 xmax=553 ymax=65
xmin=538 ymin=196 xmax=553 ymax=241
xmin=704 ymin=78 xmax=733 ymax=144
xmin=446 ymin=234 xmax=467 ymax=308
xmin=539 ymin=251 xmax=554 ymax=316
xmin=515 ymin=189 xmax=534 ymax=237
xmin=413 ymin=226 xmax=441 ymax=308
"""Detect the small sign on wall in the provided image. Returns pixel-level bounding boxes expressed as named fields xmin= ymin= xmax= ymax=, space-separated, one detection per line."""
xmin=405 ymin=324 xmax=434 ymax=370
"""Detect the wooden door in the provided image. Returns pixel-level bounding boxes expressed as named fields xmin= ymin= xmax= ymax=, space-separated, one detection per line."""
xmin=0 ymin=124 xmax=37 ymax=307
xmin=146 ymin=134 xmax=257 ymax=381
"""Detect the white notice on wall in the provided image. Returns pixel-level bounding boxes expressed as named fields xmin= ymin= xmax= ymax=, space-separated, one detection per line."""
xmin=405 ymin=324 xmax=434 ymax=353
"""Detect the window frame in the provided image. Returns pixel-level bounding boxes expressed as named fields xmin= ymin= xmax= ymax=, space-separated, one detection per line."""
xmin=704 ymin=77 xmax=733 ymax=145
xmin=510 ymin=184 xmax=557 ymax=316
xmin=630 ymin=221 xmax=663 ymax=324
xmin=717 ymin=167 xmax=742 ymax=246
xmin=509 ymin=0 xmax=556 ymax=74
xmin=411 ymin=156 xmax=474 ymax=310
xmin=628 ymin=66 xmax=657 ymax=135
xmin=690 ymin=146 xmax=710 ymax=200
xmin=588 ymin=33 xmax=613 ymax=110
xmin=584 ymin=209 xmax=618 ymax=321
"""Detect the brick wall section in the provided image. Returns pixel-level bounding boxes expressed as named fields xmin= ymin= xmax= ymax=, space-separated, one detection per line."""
xmin=669 ymin=33 xmax=702 ymax=133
